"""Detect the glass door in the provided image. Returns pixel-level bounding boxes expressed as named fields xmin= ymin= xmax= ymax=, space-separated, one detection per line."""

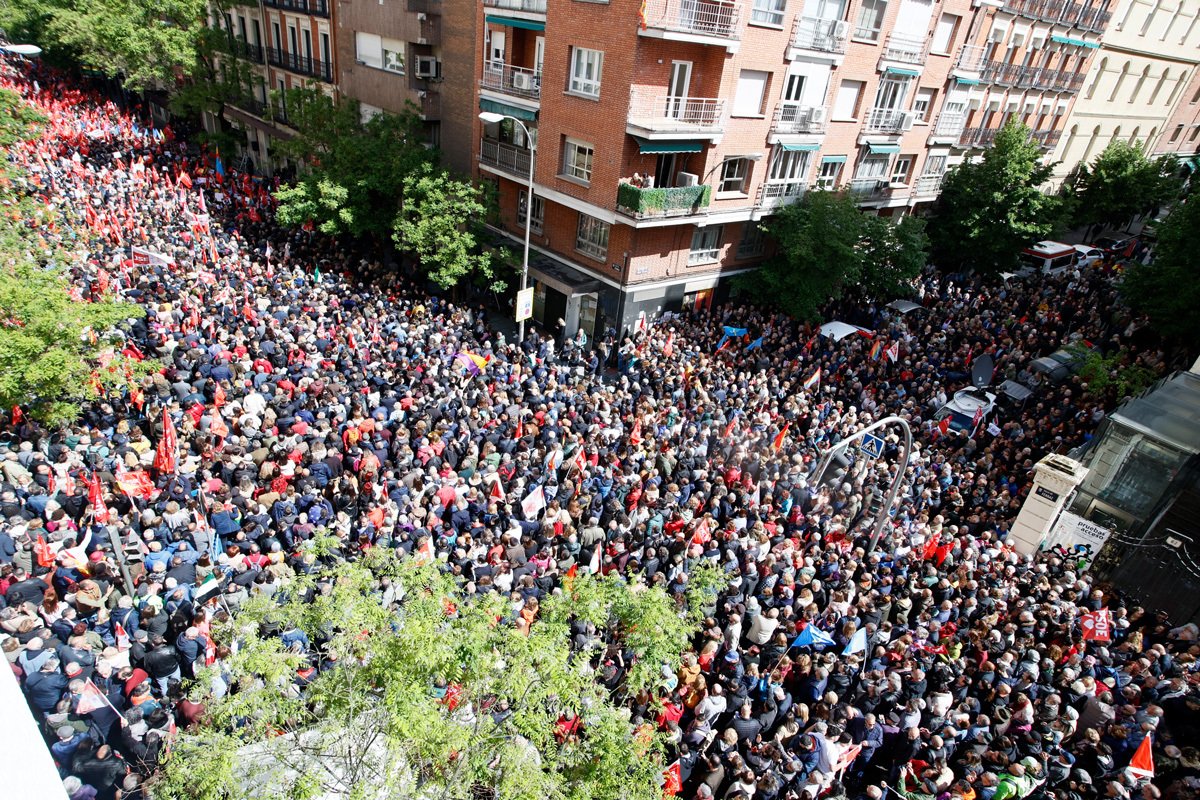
xmin=666 ymin=61 xmax=693 ymax=119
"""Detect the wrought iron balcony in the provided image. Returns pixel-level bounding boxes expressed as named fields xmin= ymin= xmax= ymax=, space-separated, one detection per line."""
xmin=771 ymin=102 xmax=826 ymax=135
xmin=954 ymin=45 xmax=985 ymax=73
xmin=479 ymin=139 xmax=532 ymax=178
xmin=480 ymin=62 xmax=541 ymax=101
xmin=617 ymin=182 xmax=712 ymax=219
xmin=262 ymin=0 xmax=330 ymax=17
xmin=628 ymin=90 xmax=725 ymax=135
xmin=227 ymin=37 xmax=264 ymax=63
xmin=790 ymin=15 xmax=848 ymax=54
xmin=863 ymin=107 xmax=908 ymax=134
xmin=482 ymin=0 xmax=547 ymax=11
xmin=757 ymin=181 xmax=807 ymax=209
xmin=913 ymin=175 xmax=943 ymax=197
xmin=958 ymin=127 xmax=998 ymax=148
xmin=266 ymin=48 xmax=333 ymax=82
xmin=879 ymin=32 xmax=928 ymax=66
xmin=641 ymin=0 xmax=742 ymax=42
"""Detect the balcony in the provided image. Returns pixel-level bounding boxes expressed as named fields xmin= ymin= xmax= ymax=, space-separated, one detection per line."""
xmin=480 ymin=62 xmax=541 ymax=102
xmin=479 ymin=139 xmax=532 ymax=178
xmin=757 ymin=181 xmax=807 ymax=209
xmin=262 ymin=0 xmax=330 ymax=17
xmin=1004 ymin=0 xmax=1112 ymax=32
xmin=913 ymin=174 xmax=942 ymax=198
xmin=1032 ymin=129 xmax=1062 ymax=149
xmin=789 ymin=15 xmax=848 ymax=60
xmin=419 ymin=90 xmax=441 ymax=120
xmin=231 ymin=96 xmax=289 ymax=126
xmin=981 ymin=59 xmax=1024 ymax=87
xmin=267 ymin=48 xmax=334 ymax=82
xmin=482 ymin=0 xmax=546 ymax=12
xmin=863 ymin=107 xmax=910 ymax=134
xmin=771 ymin=102 xmax=826 ymax=135
xmin=930 ymin=111 xmax=967 ymax=141
xmin=953 ymin=44 xmax=985 ymax=74
xmin=848 ymin=178 xmax=889 ymax=198
xmin=958 ymin=126 xmax=998 ymax=148
xmin=640 ymin=0 xmax=743 ymax=52
xmin=879 ymin=33 xmax=928 ymax=67
xmin=627 ymin=90 xmax=725 ymax=138
xmin=227 ymin=38 xmax=264 ymax=63
xmin=616 ymin=181 xmax=712 ymax=220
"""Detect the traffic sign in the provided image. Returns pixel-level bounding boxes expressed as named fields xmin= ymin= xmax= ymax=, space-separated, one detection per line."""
xmin=515 ymin=287 xmax=534 ymax=323
xmin=859 ymin=433 xmax=885 ymax=459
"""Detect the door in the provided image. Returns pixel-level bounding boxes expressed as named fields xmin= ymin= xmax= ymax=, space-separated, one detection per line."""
xmin=488 ymin=29 xmax=506 ymax=69
xmin=320 ymin=32 xmax=330 ymax=64
xmin=667 ymin=61 xmax=693 ymax=119
xmin=655 ymin=153 xmax=678 ymax=188
xmin=784 ymin=73 xmax=805 ymax=102
xmin=534 ymin=36 xmax=545 ymax=75
xmin=803 ymin=0 xmax=846 ymax=20
xmin=303 ymin=30 xmax=313 ymax=61
xmin=288 ymin=24 xmax=298 ymax=56
xmin=272 ymin=22 xmax=282 ymax=52
xmin=579 ymin=295 xmax=598 ymax=344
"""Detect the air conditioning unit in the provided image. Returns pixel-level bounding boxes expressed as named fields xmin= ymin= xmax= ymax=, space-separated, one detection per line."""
xmin=414 ymin=56 xmax=440 ymax=79
xmin=899 ymin=111 xmax=917 ymax=131
xmin=832 ymin=20 xmax=850 ymax=38
xmin=808 ymin=107 xmax=827 ymax=125
xmin=512 ymin=72 xmax=534 ymax=91
xmin=677 ymin=171 xmax=699 ymax=187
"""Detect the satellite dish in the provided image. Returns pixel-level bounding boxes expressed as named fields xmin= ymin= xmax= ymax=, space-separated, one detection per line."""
xmin=971 ymin=354 xmax=995 ymax=388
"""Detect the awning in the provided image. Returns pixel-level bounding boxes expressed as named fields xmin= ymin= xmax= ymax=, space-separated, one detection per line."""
xmin=884 ymin=66 xmax=920 ymax=77
xmin=1051 ymin=34 xmax=1098 ymax=48
xmin=484 ymin=14 xmax=546 ymax=31
xmin=867 ymin=143 xmax=901 ymax=154
xmin=479 ymin=98 xmax=537 ymax=122
xmin=632 ymin=136 xmax=703 ymax=154
xmin=821 ymin=155 xmax=848 ymax=164
xmin=1184 ymin=156 xmax=1200 ymax=172
xmin=954 ymin=76 xmax=981 ymax=85
xmin=780 ymin=142 xmax=820 ymax=152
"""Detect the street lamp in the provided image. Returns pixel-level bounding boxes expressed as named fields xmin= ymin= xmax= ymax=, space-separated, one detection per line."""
xmin=479 ymin=111 xmax=536 ymax=342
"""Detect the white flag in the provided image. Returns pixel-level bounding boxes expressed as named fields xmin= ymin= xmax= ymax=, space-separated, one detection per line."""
xmin=521 ymin=485 xmax=546 ymax=520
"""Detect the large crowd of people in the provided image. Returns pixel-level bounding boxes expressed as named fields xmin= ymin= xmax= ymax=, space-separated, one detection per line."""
xmin=1 ymin=54 xmax=1197 ymax=800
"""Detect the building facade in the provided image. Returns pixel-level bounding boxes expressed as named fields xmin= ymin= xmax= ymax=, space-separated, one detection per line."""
xmin=1050 ymin=0 xmax=1200 ymax=187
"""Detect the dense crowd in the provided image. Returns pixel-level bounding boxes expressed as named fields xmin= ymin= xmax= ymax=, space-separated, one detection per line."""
xmin=1 ymin=56 xmax=1197 ymax=800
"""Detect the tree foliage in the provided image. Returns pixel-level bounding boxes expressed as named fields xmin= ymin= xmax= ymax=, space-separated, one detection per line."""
xmin=0 ymin=89 xmax=146 ymax=424
xmin=736 ymin=191 xmax=928 ymax=320
xmin=150 ymin=553 xmax=720 ymax=800
xmin=1070 ymin=140 xmax=1181 ymax=233
xmin=1071 ymin=344 xmax=1158 ymax=400
xmin=1121 ymin=197 xmax=1200 ymax=354
xmin=928 ymin=119 xmax=1066 ymax=273
xmin=0 ymin=0 xmax=210 ymax=88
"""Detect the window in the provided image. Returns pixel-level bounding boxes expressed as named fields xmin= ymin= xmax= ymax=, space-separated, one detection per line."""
xmin=719 ymin=158 xmax=750 ymax=194
xmin=737 ymin=224 xmax=766 ymax=259
xmin=750 ymin=0 xmax=787 ymax=27
xmin=890 ymin=156 xmax=913 ymax=184
xmin=873 ymin=77 xmax=909 ymax=111
xmin=576 ymin=214 xmax=610 ymax=261
xmin=912 ymin=88 xmax=936 ymax=122
xmin=854 ymin=0 xmax=887 ymax=41
xmin=855 ymin=155 xmax=890 ymax=181
xmin=1191 ymin=125 xmax=1200 ymax=143
xmin=931 ymin=13 xmax=960 ymax=54
xmin=923 ymin=155 xmax=946 ymax=175
xmin=320 ymin=33 xmax=330 ymax=64
xmin=733 ymin=70 xmax=770 ymax=116
xmin=689 ymin=226 xmax=723 ymax=266
xmin=569 ymin=47 xmax=604 ymax=97
xmin=769 ymin=148 xmax=810 ymax=182
xmin=1169 ymin=124 xmax=1184 ymax=142
xmin=561 ymin=138 xmax=594 ymax=183
xmin=517 ymin=192 xmax=545 ymax=235
xmin=382 ymin=39 xmax=405 ymax=73
xmin=832 ymin=79 xmax=864 ymax=120
xmin=817 ymin=157 xmax=844 ymax=190
xmin=356 ymin=32 xmax=382 ymax=69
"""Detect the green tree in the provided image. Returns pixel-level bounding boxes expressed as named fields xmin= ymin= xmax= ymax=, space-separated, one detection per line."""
xmin=1071 ymin=344 xmax=1158 ymax=401
xmin=1070 ymin=140 xmax=1181 ymax=236
xmin=928 ymin=118 xmax=1066 ymax=272
xmin=393 ymin=165 xmax=512 ymax=292
xmin=1121 ymin=197 xmax=1200 ymax=354
xmin=0 ymin=89 xmax=146 ymax=424
xmin=273 ymin=88 xmax=433 ymax=240
xmin=737 ymin=191 xmax=927 ymax=320
xmin=150 ymin=553 xmax=721 ymax=800
xmin=0 ymin=0 xmax=210 ymax=88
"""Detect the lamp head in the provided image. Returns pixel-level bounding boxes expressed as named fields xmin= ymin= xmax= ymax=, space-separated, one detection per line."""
xmin=478 ymin=112 xmax=505 ymax=124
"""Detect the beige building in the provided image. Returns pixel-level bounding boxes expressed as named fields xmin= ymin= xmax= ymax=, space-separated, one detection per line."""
xmin=1051 ymin=0 xmax=1200 ymax=186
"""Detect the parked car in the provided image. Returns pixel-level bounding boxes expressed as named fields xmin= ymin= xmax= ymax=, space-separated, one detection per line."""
xmin=1018 ymin=241 xmax=1078 ymax=277
xmin=934 ymin=388 xmax=997 ymax=434
xmin=1072 ymin=244 xmax=1106 ymax=268
xmin=1093 ymin=234 xmax=1139 ymax=259
xmin=996 ymin=379 xmax=1034 ymax=413
xmin=1029 ymin=344 xmax=1093 ymax=385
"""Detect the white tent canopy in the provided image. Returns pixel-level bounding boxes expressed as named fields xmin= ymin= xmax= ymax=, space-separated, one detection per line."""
xmin=818 ymin=321 xmax=873 ymax=341
xmin=1 ymin=44 xmax=43 ymax=56
xmin=886 ymin=300 xmax=923 ymax=315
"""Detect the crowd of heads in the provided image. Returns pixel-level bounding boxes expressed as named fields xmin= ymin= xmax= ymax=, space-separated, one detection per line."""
xmin=0 ymin=55 xmax=1197 ymax=800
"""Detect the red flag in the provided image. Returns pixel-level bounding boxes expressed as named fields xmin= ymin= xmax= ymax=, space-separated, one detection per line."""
xmin=177 ymin=172 xmax=193 ymax=189
xmin=489 ymin=478 xmax=505 ymax=504
xmin=723 ymin=414 xmax=738 ymax=440
xmin=690 ymin=517 xmax=712 ymax=547
xmin=88 ymin=473 xmax=109 ymax=523
xmin=115 ymin=465 xmax=156 ymax=500
xmin=75 ymin=680 xmax=111 ymax=715
xmin=34 ymin=535 xmax=56 ymax=568
xmin=922 ymin=534 xmax=940 ymax=561
xmin=630 ymin=419 xmax=642 ymax=446
xmin=937 ymin=417 xmax=951 ymax=436
xmin=772 ymin=422 xmax=790 ymax=452
xmin=188 ymin=402 xmax=205 ymax=426
xmin=1129 ymin=733 xmax=1154 ymax=779
xmin=1081 ymin=609 xmax=1113 ymax=642
xmin=214 ymin=383 xmax=226 ymax=407
xmin=662 ymin=331 xmax=674 ymax=358
xmin=114 ymin=622 xmax=130 ymax=651
xmin=11 ymin=405 xmax=23 ymax=424
xmin=155 ymin=408 xmax=178 ymax=474
xmin=663 ymin=761 xmax=682 ymax=796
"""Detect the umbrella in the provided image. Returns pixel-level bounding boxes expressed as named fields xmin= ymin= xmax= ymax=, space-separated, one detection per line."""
xmin=818 ymin=321 xmax=873 ymax=341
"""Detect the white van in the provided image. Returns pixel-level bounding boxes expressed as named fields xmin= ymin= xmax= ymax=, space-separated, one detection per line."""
xmin=1019 ymin=241 xmax=1078 ymax=276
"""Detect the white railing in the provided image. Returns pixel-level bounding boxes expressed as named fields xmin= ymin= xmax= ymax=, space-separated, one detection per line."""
xmin=791 ymin=15 xmax=847 ymax=53
xmin=479 ymin=139 xmax=532 ymax=177
xmin=848 ymin=178 xmax=888 ymax=196
xmin=932 ymin=111 xmax=967 ymax=137
xmin=772 ymin=102 xmax=826 ymax=134
xmin=641 ymin=0 xmax=742 ymax=40
xmin=628 ymin=89 xmax=726 ymax=131
xmin=480 ymin=62 xmax=541 ymax=101
xmin=880 ymin=32 xmax=928 ymax=65
xmin=482 ymin=0 xmax=546 ymax=12
xmin=758 ymin=181 xmax=807 ymax=208
xmin=913 ymin=174 xmax=942 ymax=197
xmin=864 ymin=107 xmax=904 ymax=133
xmin=955 ymin=44 xmax=986 ymax=73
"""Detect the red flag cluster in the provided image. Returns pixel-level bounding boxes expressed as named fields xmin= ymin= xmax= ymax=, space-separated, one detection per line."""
xmin=154 ymin=408 xmax=178 ymax=474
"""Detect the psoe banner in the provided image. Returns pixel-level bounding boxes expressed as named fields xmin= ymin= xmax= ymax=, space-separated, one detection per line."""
xmin=131 ymin=246 xmax=175 ymax=268
xmin=1042 ymin=511 xmax=1112 ymax=570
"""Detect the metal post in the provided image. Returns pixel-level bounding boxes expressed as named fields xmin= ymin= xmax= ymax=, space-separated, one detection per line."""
xmin=517 ymin=118 xmax=535 ymax=343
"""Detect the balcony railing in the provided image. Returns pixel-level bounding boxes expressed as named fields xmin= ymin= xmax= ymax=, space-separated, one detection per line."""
xmin=772 ymin=102 xmax=826 ymax=135
xmin=981 ymin=59 xmax=1024 ymax=87
xmin=419 ymin=91 xmax=441 ymax=119
xmin=790 ymin=15 xmax=848 ymax=54
xmin=758 ymin=181 xmax=807 ymax=209
xmin=232 ymin=96 xmax=289 ymax=126
xmin=913 ymin=175 xmax=942 ymax=197
xmin=932 ymin=111 xmax=967 ymax=138
xmin=482 ymin=0 xmax=547 ymax=11
xmin=641 ymin=0 xmax=742 ymax=41
xmin=262 ymin=0 xmax=330 ymax=17
xmin=880 ymin=32 xmax=928 ymax=66
xmin=1032 ymin=129 xmax=1062 ymax=148
xmin=480 ymin=139 xmax=532 ymax=177
xmin=228 ymin=38 xmax=264 ymax=63
xmin=1004 ymin=0 xmax=1112 ymax=31
xmin=628 ymin=90 xmax=726 ymax=134
xmin=266 ymin=48 xmax=333 ymax=82
xmin=954 ymin=44 xmax=985 ymax=73
xmin=480 ymin=62 xmax=541 ymax=101
xmin=958 ymin=127 xmax=998 ymax=148
xmin=848 ymin=178 xmax=889 ymax=197
xmin=864 ymin=107 xmax=906 ymax=134
xmin=617 ymin=182 xmax=712 ymax=219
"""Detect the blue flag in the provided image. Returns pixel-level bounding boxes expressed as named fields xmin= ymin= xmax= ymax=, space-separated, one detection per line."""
xmin=792 ymin=625 xmax=834 ymax=650
xmin=843 ymin=627 xmax=869 ymax=656
xmin=746 ymin=336 xmax=763 ymax=351
xmin=724 ymin=326 xmax=748 ymax=338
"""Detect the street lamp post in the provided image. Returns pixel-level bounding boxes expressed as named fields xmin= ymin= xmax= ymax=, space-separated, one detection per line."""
xmin=479 ymin=111 xmax=535 ymax=343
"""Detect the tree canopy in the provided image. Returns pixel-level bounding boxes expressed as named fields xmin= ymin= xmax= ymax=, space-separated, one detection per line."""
xmin=150 ymin=549 xmax=724 ymax=800
xmin=736 ymin=191 xmax=928 ymax=320
xmin=1069 ymin=140 xmax=1180 ymax=234
xmin=928 ymin=119 xmax=1066 ymax=273
xmin=1120 ymin=197 xmax=1200 ymax=355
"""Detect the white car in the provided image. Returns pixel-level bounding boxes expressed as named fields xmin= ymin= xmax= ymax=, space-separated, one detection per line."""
xmin=1073 ymin=245 xmax=1105 ymax=268
xmin=934 ymin=388 xmax=997 ymax=434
